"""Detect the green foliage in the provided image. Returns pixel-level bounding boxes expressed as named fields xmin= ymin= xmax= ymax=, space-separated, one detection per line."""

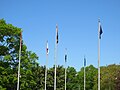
xmin=115 ymin=65 xmax=120 ymax=90
xmin=67 ymin=66 xmax=77 ymax=90
xmin=77 ymin=65 xmax=97 ymax=90
xmin=93 ymin=64 xmax=120 ymax=90
xmin=0 ymin=19 xmax=38 ymax=90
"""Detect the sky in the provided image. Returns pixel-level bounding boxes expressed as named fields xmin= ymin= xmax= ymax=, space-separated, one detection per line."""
xmin=0 ymin=0 xmax=120 ymax=71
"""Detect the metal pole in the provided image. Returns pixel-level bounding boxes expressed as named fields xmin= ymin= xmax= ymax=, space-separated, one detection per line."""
xmin=17 ymin=33 xmax=22 ymax=90
xmin=45 ymin=41 xmax=48 ymax=90
xmin=79 ymin=84 xmax=80 ymax=90
xmin=84 ymin=59 xmax=86 ymax=90
xmin=65 ymin=62 xmax=66 ymax=90
xmin=98 ymin=20 xmax=100 ymax=90
xmin=45 ymin=55 xmax=48 ymax=90
xmin=65 ymin=48 xmax=67 ymax=90
xmin=54 ymin=24 xmax=58 ymax=90
xmin=54 ymin=43 xmax=57 ymax=90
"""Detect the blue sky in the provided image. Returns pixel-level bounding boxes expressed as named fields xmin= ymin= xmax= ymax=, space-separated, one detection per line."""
xmin=0 ymin=0 xmax=120 ymax=71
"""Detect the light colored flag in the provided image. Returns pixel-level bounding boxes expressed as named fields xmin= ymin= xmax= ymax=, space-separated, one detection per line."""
xmin=46 ymin=41 xmax=49 ymax=55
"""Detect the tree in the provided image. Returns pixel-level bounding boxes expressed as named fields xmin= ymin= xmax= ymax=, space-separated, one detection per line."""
xmin=93 ymin=64 xmax=120 ymax=90
xmin=56 ymin=65 xmax=65 ymax=90
xmin=77 ymin=65 xmax=97 ymax=90
xmin=0 ymin=19 xmax=38 ymax=90
xmin=46 ymin=65 xmax=65 ymax=90
xmin=0 ymin=19 xmax=22 ymax=90
xmin=67 ymin=66 xmax=77 ymax=90
xmin=47 ymin=66 xmax=54 ymax=90
xmin=115 ymin=66 xmax=120 ymax=90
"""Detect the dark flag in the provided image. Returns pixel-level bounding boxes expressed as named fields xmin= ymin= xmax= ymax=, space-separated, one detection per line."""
xmin=56 ymin=25 xmax=58 ymax=44
xmin=99 ymin=22 xmax=103 ymax=39
xmin=84 ymin=57 xmax=86 ymax=67
xmin=65 ymin=55 xmax=67 ymax=62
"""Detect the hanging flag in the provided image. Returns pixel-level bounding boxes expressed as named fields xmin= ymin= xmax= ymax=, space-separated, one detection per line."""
xmin=56 ymin=24 xmax=58 ymax=44
xmin=99 ymin=21 xmax=103 ymax=39
xmin=84 ymin=56 xmax=86 ymax=67
xmin=46 ymin=41 xmax=49 ymax=55
xmin=65 ymin=54 xmax=67 ymax=62
xmin=20 ymin=32 xmax=22 ymax=48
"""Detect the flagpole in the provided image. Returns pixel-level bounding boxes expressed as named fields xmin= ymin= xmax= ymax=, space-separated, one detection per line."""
xmin=65 ymin=48 xmax=67 ymax=90
xmin=45 ymin=41 xmax=48 ymax=90
xmin=84 ymin=56 xmax=86 ymax=90
xmin=65 ymin=63 xmax=66 ymax=90
xmin=54 ymin=24 xmax=58 ymax=90
xmin=98 ymin=19 xmax=100 ymax=90
xmin=54 ymin=44 xmax=57 ymax=90
xmin=17 ymin=32 xmax=22 ymax=90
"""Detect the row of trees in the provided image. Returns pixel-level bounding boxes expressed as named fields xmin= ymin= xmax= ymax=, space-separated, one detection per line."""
xmin=0 ymin=19 xmax=120 ymax=90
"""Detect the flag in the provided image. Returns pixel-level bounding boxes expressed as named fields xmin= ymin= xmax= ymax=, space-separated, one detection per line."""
xmin=56 ymin=24 xmax=58 ymax=44
xmin=20 ymin=32 xmax=22 ymax=48
xmin=84 ymin=57 xmax=86 ymax=67
xmin=46 ymin=41 xmax=49 ymax=55
xmin=65 ymin=54 xmax=67 ymax=62
xmin=99 ymin=22 xmax=103 ymax=39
